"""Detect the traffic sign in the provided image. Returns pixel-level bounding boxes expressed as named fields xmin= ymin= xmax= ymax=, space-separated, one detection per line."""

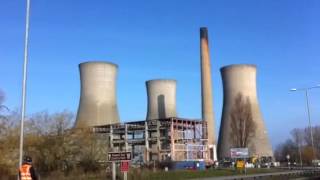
xmin=108 ymin=152 xmax=132 ymax=161
xmin=120 ymin=161 xmax=129 ymax=172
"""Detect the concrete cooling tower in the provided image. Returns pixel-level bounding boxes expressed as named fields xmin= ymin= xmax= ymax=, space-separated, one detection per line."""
xmin=146 ymin=79 xmax=177 ymax=120
xmin=75 ymin=61 xmax=120 ymax=128
xmin=217 ymin=64 xmax=273 ymax=159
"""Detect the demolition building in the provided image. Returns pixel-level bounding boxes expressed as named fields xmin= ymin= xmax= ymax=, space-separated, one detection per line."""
xmin=73 ymin=27 xmax=273 ymax=164
xmin=74 ymin=27 xmax=218 ymax=164
xmin=93 ymin=118 xmax=209 ymax=163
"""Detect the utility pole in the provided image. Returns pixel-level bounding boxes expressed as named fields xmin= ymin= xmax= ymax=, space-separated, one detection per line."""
xmin=290 ymin=85 xmax=320 ymax=162
xmin=19 ymin=0 xmax=31 ymax=168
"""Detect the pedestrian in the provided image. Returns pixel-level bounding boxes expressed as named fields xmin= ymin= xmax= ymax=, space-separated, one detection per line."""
xmin=19 ymin=156 xmax=38 ymax=180
xmin=236 ymin=159 xmax=245 ymax=174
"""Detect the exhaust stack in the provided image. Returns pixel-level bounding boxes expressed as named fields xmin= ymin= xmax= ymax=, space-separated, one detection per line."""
xmin=200 ymin=27 xmax=215 ymax=146
xmin=200 ymin=27 xmax=217 ymax=161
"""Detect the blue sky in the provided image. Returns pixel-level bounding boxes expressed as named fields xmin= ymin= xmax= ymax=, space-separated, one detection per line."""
xmin=0 ymin=0 xmax=320 ymax=147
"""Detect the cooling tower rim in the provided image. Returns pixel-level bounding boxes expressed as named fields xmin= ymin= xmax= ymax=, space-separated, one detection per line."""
xmin=146 ymin=79 xmax=177 ymax=84
xmin=79 ymin=61 xmax=118 ymax=68
xmin=220 ymin=64 xmax=256 ymax=72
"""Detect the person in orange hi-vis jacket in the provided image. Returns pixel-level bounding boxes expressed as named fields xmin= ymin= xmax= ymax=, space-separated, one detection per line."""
xmin=19 ymin=156 xmax=38 ymax=180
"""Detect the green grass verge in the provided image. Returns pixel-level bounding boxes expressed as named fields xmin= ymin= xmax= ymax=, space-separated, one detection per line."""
xmin=127 ymin=168 xmax=283 ymax=180
xmin=35 ymin=168 xmax=285 ymax=180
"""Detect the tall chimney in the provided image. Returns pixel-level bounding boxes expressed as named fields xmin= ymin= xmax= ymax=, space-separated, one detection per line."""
xmin=200 ymin=27 xmax=215 ymax=146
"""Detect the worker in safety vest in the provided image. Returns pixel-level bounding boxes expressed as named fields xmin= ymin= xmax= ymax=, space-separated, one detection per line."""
xmin=236 ymin=159 xmax=245 ymax=174
xmin=19 ymin=156 xmax=38 ymax=180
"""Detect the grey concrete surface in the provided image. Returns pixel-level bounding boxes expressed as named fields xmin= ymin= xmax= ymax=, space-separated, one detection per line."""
xmin=146 ymin=79 xmax=177 ymax=120
xmin=191 ymin=170 xmax=305 ymax=180
xmin=75 ymin=61 xmax=120 ymax=128
xmin=217 ymin=64 xmax=273 ymax=159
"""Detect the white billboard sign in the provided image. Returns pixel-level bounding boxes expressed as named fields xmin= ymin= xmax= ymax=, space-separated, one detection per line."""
xmin=230 ymin=148 xmax=249 ymax=158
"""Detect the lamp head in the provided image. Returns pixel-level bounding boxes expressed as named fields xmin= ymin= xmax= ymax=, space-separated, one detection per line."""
xmin=290 ymin=88 xmax=297 ymax=91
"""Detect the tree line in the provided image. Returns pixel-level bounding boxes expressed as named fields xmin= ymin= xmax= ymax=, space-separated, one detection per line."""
xmin=0 ymin=90 xmax=109 ymax=179
xmin=229 ymin=93 xmax=320 ymax=164
xmin=274 ymin=126 xmax=320 ymax=165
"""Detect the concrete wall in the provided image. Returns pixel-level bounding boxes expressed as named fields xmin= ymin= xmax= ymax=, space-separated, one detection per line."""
xmin=75 ymin=61 xmax=120 ymax=128
xmin=146 ymin=79 xmax=177 ymax=120
xmin=217 ymin=64 xmax=273 ymax=158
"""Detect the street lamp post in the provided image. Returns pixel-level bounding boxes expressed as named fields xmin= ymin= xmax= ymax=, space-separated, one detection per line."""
xmin=290 ymin=85 xmax=320 ymax=163
xmin=286 ymin=154 xmax=290 ymax=170
xmin=19 ymin=0 xmax=31 ymax=168
xmin=298 ymin=138 xmax=303 ymax=168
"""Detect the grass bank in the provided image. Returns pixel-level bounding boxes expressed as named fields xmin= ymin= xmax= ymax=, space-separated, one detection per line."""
xmin=12 ymin=168 xmax=283 ymax=180
xmin=127 ymin=168 xmax=283 ymax=180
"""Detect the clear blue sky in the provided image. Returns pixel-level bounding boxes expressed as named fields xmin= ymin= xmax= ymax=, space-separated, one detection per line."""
xmin=1 ymin=0 xmax=320 ymax=147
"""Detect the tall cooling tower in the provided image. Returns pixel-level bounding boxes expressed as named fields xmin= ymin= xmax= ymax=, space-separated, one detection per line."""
xmin=200 ymin=27 xmax=215 ymax=146
xmin=217 ymin=64 xmax=273 ymax=158
xmin=146 ymin=79 xmax=177 ymax=120
xmin=75 ymin=61 xmax=120 ymax=128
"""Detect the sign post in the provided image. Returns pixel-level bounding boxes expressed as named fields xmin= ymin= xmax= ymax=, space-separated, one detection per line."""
xmin=121 ymin=161 xmax=129 ymax=180
xmin=108 ymin=152 xmax=131 ymax=180
xmin=112 ymin=162 xmax=116 ymax=180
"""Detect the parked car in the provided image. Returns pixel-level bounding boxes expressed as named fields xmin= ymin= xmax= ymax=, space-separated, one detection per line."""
xmin=270 ymin=162 xmax=280 ymax=167
xmin=245 ymin=162 xmax=254 ymax=168
xmin=260 ymin=162 xmax=271 ymax=168
xmin=312 ymin=160 xmax=320 ymax=167
xmin=219 ymin=160 xmax=234 ymax=168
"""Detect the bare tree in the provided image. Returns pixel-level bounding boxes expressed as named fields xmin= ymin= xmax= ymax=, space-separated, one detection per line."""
xmin=314 ymin=126 xmax=320 ymax=157
xmin=229 ymin=93 xmax=256 ymax=148
xmin=24 ymin=110 xmax=75 ymax=173
xmin=303 ymin=126 xmax=319 ymax=160
xmin=0 ymin=89 xmax=5 ymax=108
xmin=291 ymin=128 xmax=304 ymax=146
xmin=304 ymin=126 xmax=320 ymax=152
xmin=0 ymin=89 xmax=9 ymax=119
xmin=0 ymin=109 xmax=20 ymax=176
xmin=274 ymin=125 xmax=320 ymax=164
xmin=274 ymin=139 xmax=299 ymax=162
xmin=291 ymin=128 xmax=304 ymax=165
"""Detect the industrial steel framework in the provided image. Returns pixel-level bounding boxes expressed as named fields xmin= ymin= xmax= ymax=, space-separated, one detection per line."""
xmin=93 ymin=117 xmax=210 ymax=164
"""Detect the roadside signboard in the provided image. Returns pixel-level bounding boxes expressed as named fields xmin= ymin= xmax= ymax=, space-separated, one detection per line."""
xmin=120 ymin=161 xmax=129 ymax=172
xmin=108 ymin=152 xmax=132 ymax=161
xmin=230 ymin=148 xmax=249 ymax=158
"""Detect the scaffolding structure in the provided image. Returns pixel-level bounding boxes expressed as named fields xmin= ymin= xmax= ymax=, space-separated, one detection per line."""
xmin=93 ymin=117 xmax=210 ymax=164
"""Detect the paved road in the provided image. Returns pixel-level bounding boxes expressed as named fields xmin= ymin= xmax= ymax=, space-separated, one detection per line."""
xmin=191 ymin=170 xmax=310 ymax=180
